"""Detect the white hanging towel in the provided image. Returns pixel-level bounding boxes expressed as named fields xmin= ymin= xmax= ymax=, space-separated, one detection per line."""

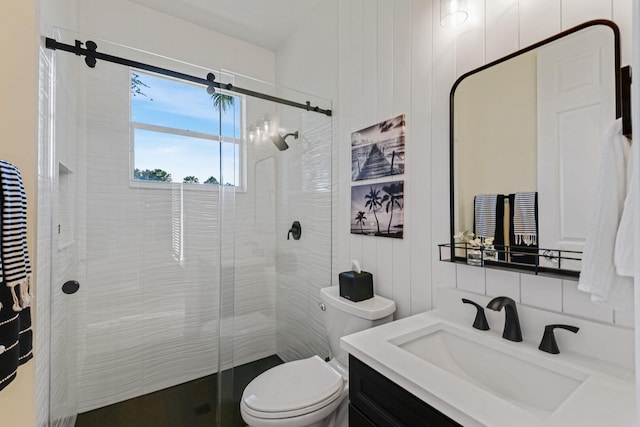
xmin=578 ymin=119 xmax=633 ymax=311
xmin=614 ymin=141 xmax=634 ymax=277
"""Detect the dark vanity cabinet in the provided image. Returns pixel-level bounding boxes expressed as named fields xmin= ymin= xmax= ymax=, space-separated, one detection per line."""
xmin=349 ymin=355 xmax=462 ymax=427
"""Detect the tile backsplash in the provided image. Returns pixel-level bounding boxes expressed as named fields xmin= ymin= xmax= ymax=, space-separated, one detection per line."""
xmin=455 ymin=264 xmax=633 ymax=327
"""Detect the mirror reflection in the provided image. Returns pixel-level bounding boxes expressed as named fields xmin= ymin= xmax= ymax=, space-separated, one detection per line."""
xmin=451 ymin=21 xmax=619 ymax=274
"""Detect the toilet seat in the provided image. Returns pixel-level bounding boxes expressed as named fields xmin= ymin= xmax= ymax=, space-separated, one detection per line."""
xmin=241 ymin=355 xmax=345 ymax=419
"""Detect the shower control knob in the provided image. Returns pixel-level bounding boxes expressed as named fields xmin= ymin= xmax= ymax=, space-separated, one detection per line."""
xmin=288 ymin=221 xmax=302 ymax=240
xmin=318 ymin=302 xmax=326 ymax=311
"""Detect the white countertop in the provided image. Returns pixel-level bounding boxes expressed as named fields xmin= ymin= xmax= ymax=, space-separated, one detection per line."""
xmin=341 ymin=307 xmax=636 ymax=427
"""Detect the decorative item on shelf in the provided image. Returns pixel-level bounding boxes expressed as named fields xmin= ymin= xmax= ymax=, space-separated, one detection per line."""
xmin=453 ymin=230 xmax=495 ymax=266
xmin=484 ymin=246 xmax=498 ymax=261
xmin=467 ymin=248 xmax=483 ymax=266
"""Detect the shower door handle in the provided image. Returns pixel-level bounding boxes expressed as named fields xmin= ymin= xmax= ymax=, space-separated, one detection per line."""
xmin=62 ymin=280 xmax=80 ymax=295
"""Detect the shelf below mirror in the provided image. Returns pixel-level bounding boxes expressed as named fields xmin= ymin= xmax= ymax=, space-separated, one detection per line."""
xmin=438 ymin=243 xmax=581 ymax=279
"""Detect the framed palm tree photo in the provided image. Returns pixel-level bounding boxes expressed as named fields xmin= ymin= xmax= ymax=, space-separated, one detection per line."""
xmin=351 ymin=181 xmax=404 ymax=238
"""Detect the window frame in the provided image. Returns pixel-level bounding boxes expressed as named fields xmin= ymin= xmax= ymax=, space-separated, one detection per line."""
xmin=128 ymin=69 xmax=246 ymax=191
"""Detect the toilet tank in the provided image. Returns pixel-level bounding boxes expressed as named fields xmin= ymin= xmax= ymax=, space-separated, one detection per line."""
xmin=320 ymin=286 xmax=396 ymax=367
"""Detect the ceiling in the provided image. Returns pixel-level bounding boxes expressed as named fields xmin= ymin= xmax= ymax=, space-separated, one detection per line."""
xmin=131 ymin=0 xmax=324 ymax=51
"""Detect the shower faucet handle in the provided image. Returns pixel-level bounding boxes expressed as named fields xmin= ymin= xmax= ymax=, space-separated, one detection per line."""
xmin=288 ymin=221 xmax=302 ymax=240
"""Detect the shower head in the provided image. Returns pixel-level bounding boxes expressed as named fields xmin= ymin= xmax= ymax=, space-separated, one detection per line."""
xmin=270 ymin=131 xmax=298 ymax=151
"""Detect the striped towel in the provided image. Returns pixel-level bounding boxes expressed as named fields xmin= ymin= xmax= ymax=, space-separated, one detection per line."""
xmin=474 ymin=195 xmax=498 ymax=239
xmin=513 ymin=192 xmax=538 ymax=246
xmin=0 ymin=161 xmax=33 ymax=312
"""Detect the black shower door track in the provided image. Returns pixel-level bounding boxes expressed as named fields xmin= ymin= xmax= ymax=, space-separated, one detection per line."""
xmin=44 ymin=37 xmax=333 ymax=117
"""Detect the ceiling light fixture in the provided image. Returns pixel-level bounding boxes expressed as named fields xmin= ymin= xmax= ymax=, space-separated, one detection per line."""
xmin=440 ymin=0 xmax=468 ymax=28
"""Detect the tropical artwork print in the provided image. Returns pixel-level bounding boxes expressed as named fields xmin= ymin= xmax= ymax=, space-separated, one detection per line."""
xmin=351 ymin=114 xmax=405 ymax=181
xmin=351 ymin=181 xmax=404 ymax=238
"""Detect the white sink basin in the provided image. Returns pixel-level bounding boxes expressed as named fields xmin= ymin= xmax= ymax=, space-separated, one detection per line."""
xmin=389 ymin=323 xmax=589 ymax=416
xmin=341 ymin=289 xmax=636 ymax=427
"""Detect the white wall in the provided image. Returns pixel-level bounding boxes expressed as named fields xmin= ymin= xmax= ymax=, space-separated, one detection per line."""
xmin=337 ymin=0 xmax=434 ymax=319
xmin=275 ymin=1 xmax=337 ymax=361
xmin=76 ymin=0 xmax=275 ymax=83
xmin=336 ymin=0 xmax=635 ymax=327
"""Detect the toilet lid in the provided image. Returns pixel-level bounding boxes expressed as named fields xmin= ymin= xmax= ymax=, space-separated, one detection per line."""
xmin=242 ymin=355 xmax=344 ymax=415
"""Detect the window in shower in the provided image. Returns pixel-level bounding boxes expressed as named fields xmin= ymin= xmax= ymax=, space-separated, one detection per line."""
xmin=130 ymin=70 xmax=242 ymax=186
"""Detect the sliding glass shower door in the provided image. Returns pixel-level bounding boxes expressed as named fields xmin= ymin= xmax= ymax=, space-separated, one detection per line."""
xmin=41 ymin=29 xmax=333 ymax=427
xmin=44 ymin=30 xmax=239 ymax=426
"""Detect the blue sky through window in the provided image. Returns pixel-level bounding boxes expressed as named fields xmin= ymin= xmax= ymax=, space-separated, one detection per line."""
xmin=131 ymin=71 xmax=241 ymax=185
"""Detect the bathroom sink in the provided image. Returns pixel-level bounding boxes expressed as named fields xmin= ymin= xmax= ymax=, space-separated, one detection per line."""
xmin=389 ymin=323 xmax=588 ymax=416
xmin=342 ymin=288 xmax=636 ymax=426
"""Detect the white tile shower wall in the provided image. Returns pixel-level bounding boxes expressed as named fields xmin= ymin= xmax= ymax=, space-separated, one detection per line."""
xmin=32 ymin=0 xmax=284 ymax=413
xmin=336 ymin=0 xmax=633 ymax=326
xmin=69 ymin=59 xmax=277 ymax=413
xmin=42 ymin=0 xmax=321 ymax=413
xmin=275 ymin=3 xmax=337 ymax=362
xmin=275 ymin=113 xmax=333 ymax=362
xmin=228 ymin=152 xmax=277 ymax=368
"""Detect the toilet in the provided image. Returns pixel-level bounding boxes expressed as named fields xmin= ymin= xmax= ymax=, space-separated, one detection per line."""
xmin=240 ymin=286 xmax=396 ymax=427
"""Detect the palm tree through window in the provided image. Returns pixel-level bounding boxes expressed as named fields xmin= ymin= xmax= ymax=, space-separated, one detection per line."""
xmin=130 ymin=70 xmax=242 ymax=186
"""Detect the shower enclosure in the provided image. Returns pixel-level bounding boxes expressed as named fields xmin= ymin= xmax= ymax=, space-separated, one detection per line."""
xmin=38 ymin=30 xmax=332 ymax=426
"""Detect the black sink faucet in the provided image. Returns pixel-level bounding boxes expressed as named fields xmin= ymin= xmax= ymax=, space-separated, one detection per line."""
xmin=461 ymin=298 xmax=490 ymax=331
xmin=538 ymin=324 xmax=579 ymax=354
xmin=486 ymin=296 xmax=522 ymax=342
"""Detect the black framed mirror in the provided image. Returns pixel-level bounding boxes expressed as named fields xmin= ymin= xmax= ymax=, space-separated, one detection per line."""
xmin=448 ymin=19 xmax=622 ymax=277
